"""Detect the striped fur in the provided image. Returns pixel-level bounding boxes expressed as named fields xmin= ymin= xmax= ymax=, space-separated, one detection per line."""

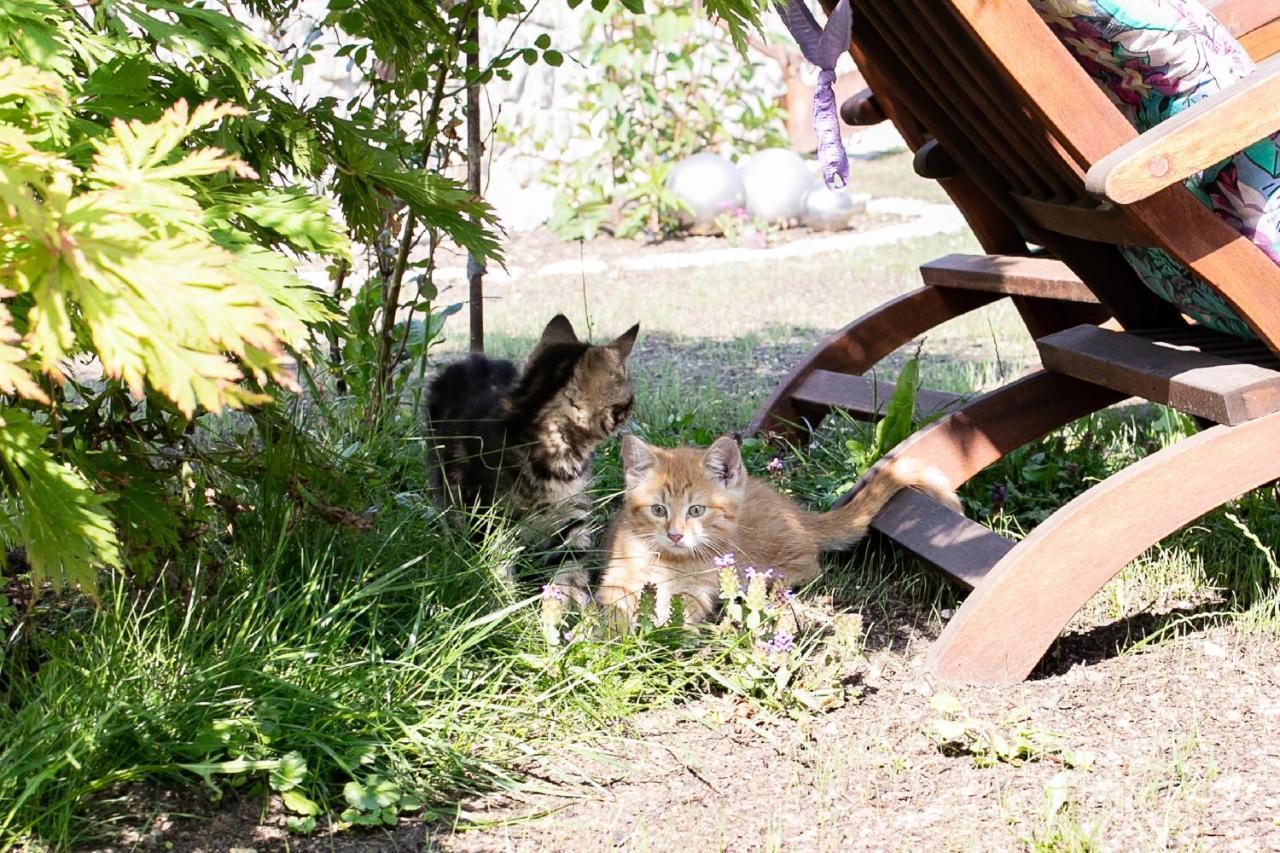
xmin=424 ymin=315 xmax=639 ymax=594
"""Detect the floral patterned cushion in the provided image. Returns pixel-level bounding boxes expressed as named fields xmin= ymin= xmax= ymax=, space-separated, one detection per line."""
xmin=1029 ymin=0 xmax=1280 ymax=339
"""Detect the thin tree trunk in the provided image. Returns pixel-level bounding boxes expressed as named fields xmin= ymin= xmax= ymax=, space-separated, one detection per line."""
xmin=329 ymin=261 xmax=349 ymax=395
xmin=466 ymin=4 xmax=485 ymax=354
xmin=368 ymin=3 xmax=476 ymax=423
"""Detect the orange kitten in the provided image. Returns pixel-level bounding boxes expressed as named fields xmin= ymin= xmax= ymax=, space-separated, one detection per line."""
xmin=598 ymin=435 xmax=959 ymax=626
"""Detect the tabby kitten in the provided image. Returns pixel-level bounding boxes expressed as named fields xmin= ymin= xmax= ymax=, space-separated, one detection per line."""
xmin=424 ymin=315 xmax=639 ymax=594
xmin=599 ymin=435 xmax=959 ymax=625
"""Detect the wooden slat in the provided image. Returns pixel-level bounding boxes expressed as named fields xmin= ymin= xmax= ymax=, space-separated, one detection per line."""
xmin=790 ymin=370 xmax=963 ymax=421
xmin=1131 ymin=325 xmax=1280 ymax=369
xmin=1206 ymin=0 xmax=1280 ymax=60
xmin=902 ymin=0 xmax=1085 ymax=201
xmin=748 ymin=285 xmax=998 ymax=439
xmin=1086 ymin=55 xmax=1280 ymax=205
xmin=921 ymin=253 xmax=1099 ymax=303
xmin=849 ymin=21 xmax=1022 ymax=202
xmin=871 ymin=490 xmax=1013 ymax=590
xmin=839 ymin=87 xmax=887 ymax=126
xmin=934 ymin=0 xmax=1280 ymax=353
xmin=1037 ymin=325 xmax=1280 ymax=425
xmin=946 ymin=0 xmax=1139 ymax=167
xmin=1208 ymin=0 xmax=1280 ymax=37
xmin=832 ymin=8 xmax=1034 ymax=258
xmin=852 ymin=2 xmax=1184 ymax=330
xmin=1240 ymin=21 xmax=1280 ymax=61
xmin=862 ymin=1 xmax=1047 ymax=197
xmin=1012 ymin=194 xmax=1153 ymax=246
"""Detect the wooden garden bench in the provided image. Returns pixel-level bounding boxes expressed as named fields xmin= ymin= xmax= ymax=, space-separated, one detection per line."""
xmin=750 ymin=0 xmax=1280 ymax=684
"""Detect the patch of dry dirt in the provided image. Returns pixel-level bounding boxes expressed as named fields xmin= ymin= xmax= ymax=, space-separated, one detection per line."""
xmin=437 ymin=625 xmax=1280 ymax=852
xmin=87 ymin=791 xmax=429 ymax=852
xmin=476 ymin=210 xmax=901 ymax=273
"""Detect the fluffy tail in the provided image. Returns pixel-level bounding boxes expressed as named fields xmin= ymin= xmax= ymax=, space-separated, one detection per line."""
xmin=802 ymin=457 xmax=961 ymax=551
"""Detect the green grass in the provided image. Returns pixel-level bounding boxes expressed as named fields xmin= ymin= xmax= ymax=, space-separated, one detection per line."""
xmin=473 ymin=229 xmax=989 ymax=346
xmin=0 ymin=406 xmax=723 ymax=848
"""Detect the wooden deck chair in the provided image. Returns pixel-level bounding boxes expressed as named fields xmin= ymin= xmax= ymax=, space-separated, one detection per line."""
xmin=750 ymin=0 xmax=1280 ymax=685
xmin=747 ymin=45 xmax=1112 ymax=443
xmin=752 ymin=0 xmax=1280 ymax=442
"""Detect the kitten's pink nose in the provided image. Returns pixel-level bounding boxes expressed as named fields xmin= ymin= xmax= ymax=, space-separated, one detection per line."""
xmin=667 ymin=531 xmax=683 ymax=544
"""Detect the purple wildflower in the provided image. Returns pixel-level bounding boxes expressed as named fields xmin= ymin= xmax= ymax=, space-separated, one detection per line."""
xmin=990 ymin=483 xmax=1008 ymax=506
xmin=713 ymin=553 xmax=736 ymax=570
xmin=761 ymin=630 xmax=795 ymax=655
xmin=775 ymin=587 xmax=797 ymax=604
xmin=766 ymin=457 xmax=784 ymax=475
xmin=541 ymin=584 xmax=566 ymax=604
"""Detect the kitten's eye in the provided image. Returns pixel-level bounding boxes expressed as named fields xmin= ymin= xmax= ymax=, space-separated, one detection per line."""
xmin=687 ymin=505 xmax=706 ymax=518
xmin=650 ymin=504 xmax=668 ymax=518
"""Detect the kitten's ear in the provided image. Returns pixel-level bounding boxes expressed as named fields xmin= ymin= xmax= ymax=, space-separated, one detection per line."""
xmin=610 ymin=323 xmax=640 ymax=361
xmin=539 ymin=314 xmax=578 ymax=346
xmin=703 ymin=436 xmax=744 ymax=489
xmin=621 ymin=434 xmax=657 ymax=488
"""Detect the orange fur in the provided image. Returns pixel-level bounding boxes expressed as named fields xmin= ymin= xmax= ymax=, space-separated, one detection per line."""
xmin=598 ymin=436 xmax=959 ymax=626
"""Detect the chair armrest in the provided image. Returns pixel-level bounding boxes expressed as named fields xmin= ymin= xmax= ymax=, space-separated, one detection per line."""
xmin=1086 ymin=53 xmax=1280 ymax=205
xmin=1205 ymin=0 xmax=1280 ymax=60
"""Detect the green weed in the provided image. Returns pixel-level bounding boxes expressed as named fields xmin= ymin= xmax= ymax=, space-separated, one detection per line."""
xmin=1023 ymin=772 xmax=1104 ymax=852
xmin=927 ymin=695 xmax=1094 ymax=770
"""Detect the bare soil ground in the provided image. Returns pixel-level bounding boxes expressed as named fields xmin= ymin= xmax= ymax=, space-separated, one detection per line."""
xmin=485 ymin=207 xmax=901 ymax=270
xmin=438 ymin=624 xmax=1280 ymax=852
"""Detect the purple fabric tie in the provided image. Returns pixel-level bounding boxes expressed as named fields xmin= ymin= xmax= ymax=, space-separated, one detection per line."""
xmin=775 ymin=0 xmax=853 ymax=190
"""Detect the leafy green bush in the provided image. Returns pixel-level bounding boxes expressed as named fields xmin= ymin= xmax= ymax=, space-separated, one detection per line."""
xmin=0 ymin=37 xmax=341 ymax=593
xmin=0 ymin=0 xmax=530 ymax=593
xmin=545 ymin=2 xmax=787 ymax=240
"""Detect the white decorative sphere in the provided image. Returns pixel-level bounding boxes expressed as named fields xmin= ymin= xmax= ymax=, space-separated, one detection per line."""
xmin=666 ymin=152 xmax=746 ymax=231
xmin=802 ymin=186 xmax=869 ymax=231
xmin=742 ymin=148 xmax=812 ymax=222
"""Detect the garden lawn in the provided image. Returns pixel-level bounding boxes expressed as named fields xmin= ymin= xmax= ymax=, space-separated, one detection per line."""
xmin=4 ymin=152 xmax=1279 ymax=851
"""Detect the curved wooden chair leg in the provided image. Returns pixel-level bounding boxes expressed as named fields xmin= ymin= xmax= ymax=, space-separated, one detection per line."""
xmin=927 ymin=410 xmax=1280 ymax=686
xmin=846 ymin=370 xmax=1126 ymax=495
xmin=747 ymin=285 xmax=1000 ymax=441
